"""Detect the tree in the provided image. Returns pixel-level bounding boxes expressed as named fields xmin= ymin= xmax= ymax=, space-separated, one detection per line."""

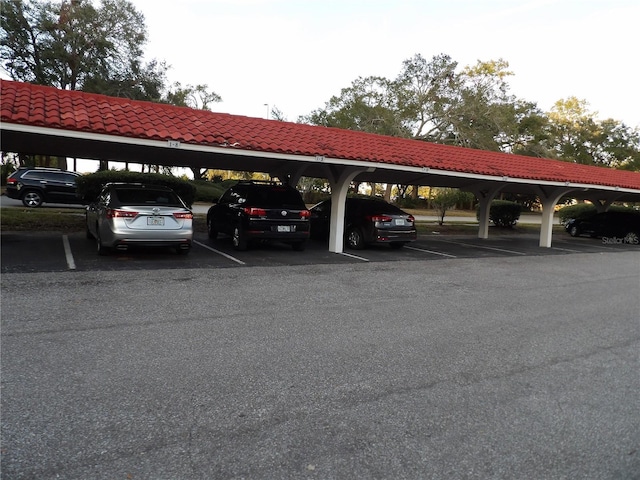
xmin=164 ymin=82 xmax=221 ymax=110
xmin=431 ymin=188 xmax=469 ymax=225
xmin=1 ymin=0 xmax=223 ymax=173
xmin=301 ymin=76 xmax=410 ymax=137
xmin=0 ymin=0 xmax=221 ymax=105
xmin=547 ymin=97 xmax=640 ymax=169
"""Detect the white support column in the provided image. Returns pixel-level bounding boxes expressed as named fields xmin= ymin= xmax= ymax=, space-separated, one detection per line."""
xmin=538 ymin=187 xmax=574 ymax=248
xmin=474 ymin=185 xmax=504 ymax=239
xmin=326 ymin=166 xmax=366 ymax=253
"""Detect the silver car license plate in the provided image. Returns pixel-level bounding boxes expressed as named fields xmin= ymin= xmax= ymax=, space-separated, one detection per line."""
xmin=147 ymin=217 xmax=165 ymax=226
xmin=277 ymin=225 xmax=291 ymax=232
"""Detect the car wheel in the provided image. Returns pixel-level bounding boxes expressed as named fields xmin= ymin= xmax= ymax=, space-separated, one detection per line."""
xmin=389 ymin=242 xmax=407 ymax=249
xmin=207 ymin=217 xmax=218 ymax=239
xmin=232 ymin=226 xmax=248 ymax=251
xmin=96 ymin=227 xmax=109 ymax=255
xmin=22 ymin=190 xmax=43 ymax=208
xmin=624 ymin=231 xmax=639 ymax=245
xmin=291 ymin=241 xmax=306 ymax=251
xmin=345 ymin=227 xmax=365 ymax=250
xmin=569 ymin=225 xmax=580 ymax=237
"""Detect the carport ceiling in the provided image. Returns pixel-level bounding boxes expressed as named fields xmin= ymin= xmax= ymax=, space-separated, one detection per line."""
xmin=2 ymin=80 xmax=640 ymax=202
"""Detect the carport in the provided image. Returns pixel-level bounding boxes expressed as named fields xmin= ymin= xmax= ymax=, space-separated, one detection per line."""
xmin=2 ymin=80 xmax=640 ymax=252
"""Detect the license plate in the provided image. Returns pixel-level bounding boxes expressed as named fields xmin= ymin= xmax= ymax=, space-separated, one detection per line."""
xmin=394 ymin=219 xmax=405 ymax=226
xmin=147 ymin=217 xmax=165 ymax=226
xmin=277 ymin=225 xmax=291 ymax=232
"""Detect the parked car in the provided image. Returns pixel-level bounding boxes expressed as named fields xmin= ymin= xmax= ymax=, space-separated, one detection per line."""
xmin=85 ymin=183 xmax=193 ymax=255
xmin=5 ymin=167 xmax=82 ymax=207
xmin=310 ymin=197 xmax=417 ymax=249
xmin=207 ymin=180 xmax=310 ymax=251
xmin=565 ymin=211 xmax=640 ymax=244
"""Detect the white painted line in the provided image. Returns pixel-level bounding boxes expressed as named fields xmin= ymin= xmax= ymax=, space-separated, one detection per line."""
xmin=405 ymin=246 xmax=457 ymax=258
xmin=193 ymin=240 xmax=246 ymax=265
xmin=551 ymin=246 xmax=582 ymax=253
xmin=62 ymin=235 xmax=76 ymax=270
xmin=434 ymin=239 xmax=527 ymax=255
xmin=339 ymin=252 xmax=370 ymax=262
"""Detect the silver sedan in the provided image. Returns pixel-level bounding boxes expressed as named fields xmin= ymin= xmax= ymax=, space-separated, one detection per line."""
xmin=86 ymin=183 xmax=193 ymax=255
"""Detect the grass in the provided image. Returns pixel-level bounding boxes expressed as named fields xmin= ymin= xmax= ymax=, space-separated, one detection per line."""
xmin=1 ymin=206 xmax=562 ymax=237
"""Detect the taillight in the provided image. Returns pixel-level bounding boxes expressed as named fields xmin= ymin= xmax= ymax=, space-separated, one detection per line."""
xmin=407 ymin=215 xmax=415 ymax=223
xmin=6 ymin=178 xmax=17 ymax=185
xmin=300 ymin=210 xmax=311 ymax=219
xmin=173 ymin=212 xmax=193 ymax=219
xmin=368 ymin=215 xmax=393 ymax=223
xmin=244 ymin=207 xmax=267 ymax=217
xmin=106 ymin=209 xmax=138 ymax=219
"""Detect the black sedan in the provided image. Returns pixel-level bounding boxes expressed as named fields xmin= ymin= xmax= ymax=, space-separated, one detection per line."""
xmin=565 ymin=211 xmax=640 ymax=244
xmin=310 ymin=197 xmax=417 ymax=249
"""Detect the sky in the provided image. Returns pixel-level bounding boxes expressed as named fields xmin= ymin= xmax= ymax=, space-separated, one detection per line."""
xmin=127 ymin=0 xmax=640 ymax=128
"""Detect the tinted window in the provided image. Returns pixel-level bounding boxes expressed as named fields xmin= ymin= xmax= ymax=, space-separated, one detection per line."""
xmin=351 ymin=199 xmax=404 ymax=215
xmin=246 ymin=186 xmax=304 ymax=208
xmin=22 ymin=171 xmax=47 ymax=180
xmin=114 ymin=188 xmax=181 ymax=206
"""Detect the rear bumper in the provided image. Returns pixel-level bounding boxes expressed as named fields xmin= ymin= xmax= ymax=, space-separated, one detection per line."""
xmin=371 ymin=228 xmax=417 ymax=244
xmin=101 ymin=224 xmax=194 ymax=249
xmin=244 ymin=230 xmax=310 ymax=242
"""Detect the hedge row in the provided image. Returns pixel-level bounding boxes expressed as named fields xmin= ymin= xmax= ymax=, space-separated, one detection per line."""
xmin=76 ymin=171 xmax=197 ymax=206
xmin=557 ymin=203 xmax=638 ymax=223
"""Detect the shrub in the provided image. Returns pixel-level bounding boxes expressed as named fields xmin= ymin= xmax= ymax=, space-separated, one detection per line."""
xmin=477 ymin=200 xmax=522 ymax=228
xmin=557 ymin=203 xmax=638 ymax=223
xmin=76 ymin=171 xmax=196 ymax=206
xmin=191 ymin=179 xmax=231 ymax=203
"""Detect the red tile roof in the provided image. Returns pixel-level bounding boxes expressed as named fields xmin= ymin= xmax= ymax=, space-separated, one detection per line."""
xmin=2 ymin=79 xmax=639 ymax=191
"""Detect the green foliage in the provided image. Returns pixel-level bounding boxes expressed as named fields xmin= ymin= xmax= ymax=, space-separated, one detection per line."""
xmin=191 ymin=179 xmax=230 ymax=203
xmin=480 ymin=200 xmax=522 ymax=228
xmin=556 ymin=203 xmax=638 ymax=223
xmin=0 ymin=0 xmax=220 ymax=106
xmin=301 ymin=53 xmax=640 ymax=172
xmin=431 ymin=188 xmax=470 ymax=225
xmin=76 ymin=171 xmax=196 ymax=206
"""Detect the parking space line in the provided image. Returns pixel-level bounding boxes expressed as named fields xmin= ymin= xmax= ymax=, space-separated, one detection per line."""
xmin=339 ymin=252 xmax=370 ymax=262
xmin=193 ymin=240 xmax=246 ymax=265
xmin=551 ymin=246 xmax=583 ymax=253
xmin=405 ymin=246 xmax=457 ymax=258
xmin=432 ymin=239 xmax=527 ymax=255
xmin=62 ymin=235 xmax=76 ymax=270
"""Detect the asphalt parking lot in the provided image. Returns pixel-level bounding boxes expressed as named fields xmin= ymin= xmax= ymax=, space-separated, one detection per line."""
xmin=2 ymin=245 xmax=639 ymax=479
xmin=1 ymin=228 xmax=637 ymax=273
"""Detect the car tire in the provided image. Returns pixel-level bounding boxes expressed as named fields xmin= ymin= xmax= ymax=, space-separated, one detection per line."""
xmin=569 ymin=225 xmax=580 ymax=237
xmin=345 ymin=227 xmax=365 ymax=250
xmin=96 ymin=228 xmax=109 ymax=255
xmin=207 ymin=218 xmax=218 ymax=239
xmin=291 ymin=241 xmax=306 ymax=251
xmin=389 ymin=242 xmax=407 ymax=249
xmin=232 ymin=226 xmax=248 ymax=251
xmin=21 ymin=190 xmax=43 ymax=208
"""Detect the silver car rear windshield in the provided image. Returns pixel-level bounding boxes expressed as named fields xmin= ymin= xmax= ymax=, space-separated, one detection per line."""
xmin=115 ymin=189 xmax=182 ymax=206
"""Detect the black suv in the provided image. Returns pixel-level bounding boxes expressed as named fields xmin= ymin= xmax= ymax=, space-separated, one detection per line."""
xmin=5 ymin=167 xmax=82 ymax=207
xmin=207 ymin=181 xmax=310 ymax=251
xmin=565 ymin=211 xmax=640 ymax=244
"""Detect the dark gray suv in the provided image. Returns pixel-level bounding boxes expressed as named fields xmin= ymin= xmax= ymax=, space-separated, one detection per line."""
xmin=5 ymin=167 xmax=81 ymax=207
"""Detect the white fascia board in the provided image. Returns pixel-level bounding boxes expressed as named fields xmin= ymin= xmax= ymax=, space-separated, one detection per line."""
xmin=3 ymin=122 xmax=639 ymax=195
